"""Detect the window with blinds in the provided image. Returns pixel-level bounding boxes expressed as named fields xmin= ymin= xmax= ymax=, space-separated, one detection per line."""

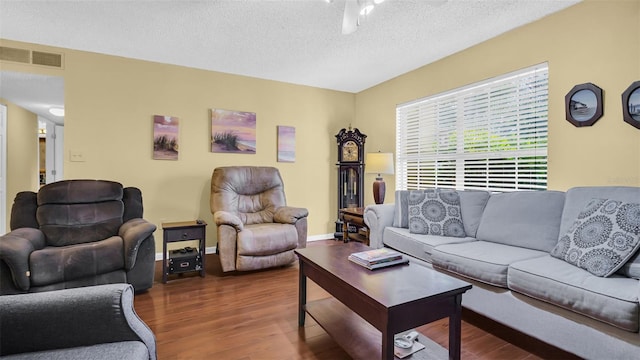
xmin=396 ymin=63 xmax=548 ymax=191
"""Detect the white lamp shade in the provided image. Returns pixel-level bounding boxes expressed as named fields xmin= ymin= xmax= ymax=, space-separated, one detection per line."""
xmin=365 ymin=153 xmax=394 ymax=175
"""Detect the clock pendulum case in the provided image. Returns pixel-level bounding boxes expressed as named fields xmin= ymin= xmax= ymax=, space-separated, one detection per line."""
xmin=334 ymin=127 xmax=366 ymax=239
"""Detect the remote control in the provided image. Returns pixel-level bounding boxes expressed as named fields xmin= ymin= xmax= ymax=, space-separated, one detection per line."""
xmin=394 ymin=331 xmax=419 ymax=349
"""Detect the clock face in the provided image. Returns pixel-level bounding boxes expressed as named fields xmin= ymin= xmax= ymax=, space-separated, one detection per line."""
xmin=342 ymin=140 xmax=359 ymax=162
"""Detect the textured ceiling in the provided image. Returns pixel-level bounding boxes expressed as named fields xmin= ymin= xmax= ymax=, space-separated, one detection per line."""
xmin=0 ymin=0 xmax=581 ymax=122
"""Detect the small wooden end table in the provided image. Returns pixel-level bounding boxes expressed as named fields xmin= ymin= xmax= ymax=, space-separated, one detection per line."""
xmin=340 ymin=207 xmax=369 ymax=245
xmin=161 ymin=220 xmax=207 ymax=283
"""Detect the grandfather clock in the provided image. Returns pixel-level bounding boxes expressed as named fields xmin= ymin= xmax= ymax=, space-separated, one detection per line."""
xmin=334 ymin=127 xmax=366 ymax=239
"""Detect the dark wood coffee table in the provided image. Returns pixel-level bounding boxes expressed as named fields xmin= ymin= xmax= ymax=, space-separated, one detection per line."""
xmin=296 ymin=243 xmax=472 ymax=360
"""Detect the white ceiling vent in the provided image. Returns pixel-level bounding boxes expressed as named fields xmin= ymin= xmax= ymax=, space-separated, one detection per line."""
xmin=0 ymin=46 xmax=63 ymax=69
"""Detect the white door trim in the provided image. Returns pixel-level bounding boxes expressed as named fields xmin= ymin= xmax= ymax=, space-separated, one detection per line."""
xmin=0 ymin=104 xmax=7 ymax=234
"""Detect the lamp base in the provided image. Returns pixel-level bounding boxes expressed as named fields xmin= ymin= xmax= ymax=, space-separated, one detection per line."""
xmin=373 ymin=177 xmax=386 ymax=204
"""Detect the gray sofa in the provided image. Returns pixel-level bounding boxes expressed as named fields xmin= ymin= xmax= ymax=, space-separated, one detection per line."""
xmin=0 ymin=283 xmax=156 ymax=360
xmin=364 ymin=186 xmax=640 ymax=359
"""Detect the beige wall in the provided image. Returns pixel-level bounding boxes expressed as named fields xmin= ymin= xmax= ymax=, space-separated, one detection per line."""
xmin=0 ymin=98 xmax=39 ymax=228
xmin=355 ymin=0 xmax=640 ymax=204
xmin=2 ymin=0 xmax=640 ymax=247
xmin=0 ymin=39 xmax=355 ymax=248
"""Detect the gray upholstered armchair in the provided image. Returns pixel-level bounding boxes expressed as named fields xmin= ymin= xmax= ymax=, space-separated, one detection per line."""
xmin=0 ymin=180 xmax=156 ymax=295
xmin=210 ymin=166 xmax=308 ymax=272
xmin=0 ymin=283 xmax=156 ymax=360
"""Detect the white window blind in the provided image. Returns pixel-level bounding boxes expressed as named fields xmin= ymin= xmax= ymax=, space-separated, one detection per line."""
xmin=396 ymin=63 xmax=548 ymax=191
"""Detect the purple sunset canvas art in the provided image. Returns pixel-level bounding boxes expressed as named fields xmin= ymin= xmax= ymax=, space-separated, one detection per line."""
xmin=277 ymin=126 xmax=295 ymax=162
xmin=211 ymin=109 xmax=256 ymax=154
xmin=153 ymin=115 xmax=179 ymax=160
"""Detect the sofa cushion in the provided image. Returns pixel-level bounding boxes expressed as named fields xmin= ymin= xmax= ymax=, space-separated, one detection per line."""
xmin=211 ymin=166 xmax=287 ymax=226
xmin=561 ymin=187 xmax=640 ymax=278
xmin=237 ymin=223 xmax=298 ymax=256
xmin=619 ymin=252 xmax=640 ymax=279
xmin=10 ymin=191 xmax=39 ymax=230
xmin=393 ymin=189 xmax=490 ymax=235
xmin=408 ymin=189 xmax=465 ymax=237
xmin=29 ymin=236 xmax=125 ymax=287
xmin=393 ymin=190 xmax=411 ymax=228
xmin=383 ymin=226 xmax=475 ymax=263
xmin=560 ymin=187 xmax=640 ymax=235
xmin=37 ymin=201 xmax=124 ymax=247
xmin=508 ymin=255 xmax=639 ymax=332
xmin=458 ymin=190 xmax=491 ymax=237
xmin=1 ymin=341 xmax=150 ymax=360
xmin=551 ymin=198 xmax=640 ymax=277
xmin=431 ymin=241 xmax=547 ymax=287
xmin=475 ymin=190 xmax=565 ymax=252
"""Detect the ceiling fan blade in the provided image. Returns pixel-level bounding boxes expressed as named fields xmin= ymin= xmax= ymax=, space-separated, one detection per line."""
xmin=342 ymin=0 xmax=360 ymax=35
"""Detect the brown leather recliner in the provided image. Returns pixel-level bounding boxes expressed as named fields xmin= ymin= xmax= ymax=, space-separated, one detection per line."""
xmin=210 ymin=166 xmax=308 ymax=272
xmin=0 ymin=180 xmax=156 ymax=294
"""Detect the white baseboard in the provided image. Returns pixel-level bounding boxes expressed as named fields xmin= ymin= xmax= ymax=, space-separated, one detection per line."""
xmin=154 ymin=233 xmax=334 ymax=261
xmin=307 ymin=233 xmax=334 ymax=242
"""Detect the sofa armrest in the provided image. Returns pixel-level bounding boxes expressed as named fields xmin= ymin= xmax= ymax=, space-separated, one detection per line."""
xmin=363 ymin=204 xmax=395 ymax=249
xmin=0 ymin=228 xmax=45 ymax=291
xmin=214 ymin=211 xmax=244 ymax=231
xmin=119 ymin=219 xmax=157 ymax=270
xmin=274 ymin=206 xmax=309 ymax=224
xmin=0 ymin=283 xmax=156 ymax=360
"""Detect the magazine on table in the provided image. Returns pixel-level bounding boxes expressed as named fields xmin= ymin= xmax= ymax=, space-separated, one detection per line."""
xmin=349 ymin=255 xmax=409 ymax=270
xmin=348 ymin=248 xmax=408 ymax=270
xmin=349 ymin=248 xmax=402 ymax=263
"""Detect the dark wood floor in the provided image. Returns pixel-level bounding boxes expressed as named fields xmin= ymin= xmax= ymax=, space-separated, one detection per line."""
xmin=134 ymin=240 xmax=578 ymax=359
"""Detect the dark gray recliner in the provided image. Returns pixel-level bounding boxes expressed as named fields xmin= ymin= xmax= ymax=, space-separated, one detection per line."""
xmin=0 ymin=179 xmax=156 ymax=295
xmin=0 ymin=283 xmax=156 ymax=360
xmin=210 ymin=166 xmax=308 ymax=272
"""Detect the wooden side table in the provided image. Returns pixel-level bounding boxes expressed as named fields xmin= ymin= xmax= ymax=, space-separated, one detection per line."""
xmin=339 ymin=207 xmax=369 ymax=245
xmin=161 ymin=220 xmax=207 ymax=283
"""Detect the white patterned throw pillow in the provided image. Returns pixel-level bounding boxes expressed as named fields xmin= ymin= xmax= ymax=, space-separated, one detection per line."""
xmin=408 ymin=189 xmax=466 ymax=237
xmin=551 ymin=198 xmax=640 ymax=277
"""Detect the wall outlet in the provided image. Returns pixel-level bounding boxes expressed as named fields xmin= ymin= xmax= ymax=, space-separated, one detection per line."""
xmin=69 ymin=150 xmax=85 ymax=162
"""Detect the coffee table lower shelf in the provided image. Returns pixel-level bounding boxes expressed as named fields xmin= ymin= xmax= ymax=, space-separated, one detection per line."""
xmin=305 ymin=297 xmax=447 ymax=360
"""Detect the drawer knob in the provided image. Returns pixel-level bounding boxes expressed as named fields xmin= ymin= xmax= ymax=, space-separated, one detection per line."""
xmin=182 ymin=233 xmax=188 ymax=239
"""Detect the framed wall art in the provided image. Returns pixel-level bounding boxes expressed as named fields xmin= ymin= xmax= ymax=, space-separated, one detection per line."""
xmin=153 ymin=115 xmax=179 ymax=160
xmin=622 ymin=80 xmax=640 ymax=130
xmin=210 ymin=109 xmax=256 ymax=154
xmin=277 ymin=126 xmax=295 ymax=163
xmin=565 ymin=83 xmax=603 ymax=127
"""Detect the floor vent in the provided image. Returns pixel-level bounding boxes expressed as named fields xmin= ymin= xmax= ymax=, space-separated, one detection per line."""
xmin=0 ymin=46 xmax=30 ymax=64
xmin=0 ymin=46 xmax=63 ymax=68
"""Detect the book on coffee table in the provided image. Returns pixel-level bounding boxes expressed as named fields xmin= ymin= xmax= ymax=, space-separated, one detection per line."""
xmin=348 ymin=248 xmax=409 ymax=270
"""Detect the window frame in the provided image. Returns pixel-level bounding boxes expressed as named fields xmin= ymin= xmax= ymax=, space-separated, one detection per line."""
xmin=395 ymin=63 xmax=549 ymax=192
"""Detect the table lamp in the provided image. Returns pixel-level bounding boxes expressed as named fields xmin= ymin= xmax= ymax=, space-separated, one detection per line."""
xmin=365 ymin=152 xmax=394 ymax=204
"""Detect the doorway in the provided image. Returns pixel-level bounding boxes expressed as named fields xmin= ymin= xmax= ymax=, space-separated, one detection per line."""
xmin=41 ymin=118 xmax=64 ymax=184
xmin=0 ymin=71 xmax=64 ymax=231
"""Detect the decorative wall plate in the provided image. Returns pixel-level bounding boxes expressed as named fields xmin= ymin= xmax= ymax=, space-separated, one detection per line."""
xmin=622 ymin=80 xmax=640 ymax=130
xmin=565 ymin=83 xmax=603 ymax=127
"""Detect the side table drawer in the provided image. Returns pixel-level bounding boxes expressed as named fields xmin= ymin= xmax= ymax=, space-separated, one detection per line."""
xmin=168 ymin=227 xmax=205 ymax=241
